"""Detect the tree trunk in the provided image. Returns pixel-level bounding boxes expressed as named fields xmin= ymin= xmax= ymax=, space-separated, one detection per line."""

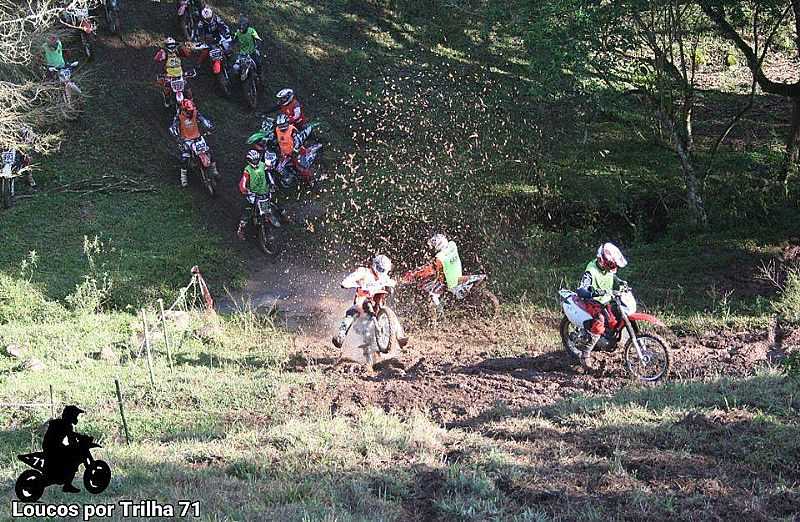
xmin=655 ymin=106 xmax=709 ymax=227
xmin=783 ymin=96 xmax=800 ymax=197
xmin=675 ymin=137 xmax=708 ymax=227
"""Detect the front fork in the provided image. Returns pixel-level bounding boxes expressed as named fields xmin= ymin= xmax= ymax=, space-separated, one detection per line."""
xmin=620 ymin=310 xmax=645 ymax=359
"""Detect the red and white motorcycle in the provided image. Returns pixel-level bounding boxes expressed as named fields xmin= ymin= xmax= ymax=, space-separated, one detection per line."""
xmin=559 ymin=285 xmax=670 ymax=381
xmin=401 ymin=265 xmax=499 ymax=320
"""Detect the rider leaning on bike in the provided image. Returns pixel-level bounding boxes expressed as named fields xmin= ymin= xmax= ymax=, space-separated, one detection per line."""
xmin=233 ymin=16 xmax=263 ymax=76
xmin=42 ymin=34 xmax=66 ymax=75
xmin=575 ymin=242 xmax=629 ymax=370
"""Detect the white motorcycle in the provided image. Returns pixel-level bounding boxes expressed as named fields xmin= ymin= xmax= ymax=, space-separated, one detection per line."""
xmin=559 ymin=285 xmax=670 ymax=382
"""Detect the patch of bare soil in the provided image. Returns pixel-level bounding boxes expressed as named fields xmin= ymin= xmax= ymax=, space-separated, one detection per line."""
xmin=289 ymin=316 xmax=792 ymax=427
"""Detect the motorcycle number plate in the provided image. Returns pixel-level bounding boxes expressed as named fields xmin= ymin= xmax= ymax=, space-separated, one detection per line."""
xmin=74 ymin=7 xmax=89 ymax=17
xmin=257 ymin=199 xmax=271 ymax=215
xmin=60 ymin=68 xmax=72 ymax=80
xmin=192 ymin=139 xmax=208 ymax=153
xmin=171 ymin=79 xmax=185 ymax=91
xmin=210 ymin=49 xmax=222 ymax=59
xmin=2 ymin=151 xmax=14 ymax=164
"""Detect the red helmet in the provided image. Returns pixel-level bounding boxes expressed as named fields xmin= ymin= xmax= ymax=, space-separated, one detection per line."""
xmin=596 ymin=242 xmax=627 ymax=272
xmin=181 ymin=99 xmax=196 ymax=114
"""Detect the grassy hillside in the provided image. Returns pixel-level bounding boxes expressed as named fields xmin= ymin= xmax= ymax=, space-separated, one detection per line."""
xmin=1 ymin=0 xmax=799 ymax=520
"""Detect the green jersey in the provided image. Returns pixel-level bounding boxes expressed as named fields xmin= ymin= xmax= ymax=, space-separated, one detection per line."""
xmin=245 ymin=162 xmax=270 ymax=195
xmin=236 ymin=27 xmax=260 ymax=55
xmin=43 ymin=41 xmax=65 ymax=68
xmin=584 ymin=260 xmax=615 ymax=305
xmin=436 ymin=241 xmax=463 ymax=290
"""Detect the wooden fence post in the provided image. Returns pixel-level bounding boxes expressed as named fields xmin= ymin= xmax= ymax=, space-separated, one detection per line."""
xmin=158 ymin=298 xmax=174 ymax=373
xmin=141 ymin=309 xmax=155 ymax=386
xmin=114 ymin=378 xmax=131 ymax=445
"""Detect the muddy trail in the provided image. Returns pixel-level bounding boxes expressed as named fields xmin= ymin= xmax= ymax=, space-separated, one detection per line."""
xmin=91 ymin=3 xmax=796 ymax=427
xmin=89 ymin=2 xmax=344 ymax=326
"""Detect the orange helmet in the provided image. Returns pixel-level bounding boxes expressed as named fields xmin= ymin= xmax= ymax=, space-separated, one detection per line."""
xmin=181 ymin=99 xmax=196 ymax=113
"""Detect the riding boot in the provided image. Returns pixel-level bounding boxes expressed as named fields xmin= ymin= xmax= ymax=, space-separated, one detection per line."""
xmin=236 ymin=221 xmax=246 ymax=240
xmin=580 ymin=333 xmax=601 ymax=370
xmin=332 ymin=316 xmax=354 ymax=349
xmin=210 ymin=162 xmax=221 ymax=180
xmin=180 ymin=168 xmax=189 ymax=188
xmin=26 ymin=173 xmax=37 ymax=190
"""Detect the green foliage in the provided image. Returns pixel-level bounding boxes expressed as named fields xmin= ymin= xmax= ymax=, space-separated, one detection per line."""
xmin=774 ymin=267 xmax=800 ymax=324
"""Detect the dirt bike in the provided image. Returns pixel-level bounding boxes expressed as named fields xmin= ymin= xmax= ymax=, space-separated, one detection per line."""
xmin=62 ymin=7 xmax=96 ymax=60
xmin=246 ymin=118 xmax=323 ymax=189
xmin=183 ymin=135 xmax=219 ymax=197
xmin=246 ymin=188 xmax=282 ymax=255
xmin=559 ymin=285 xmax=670 ymax=382
xmin=401 ymin=265 xmax=500 ymax=320
xmin=157 ymin=69 xmax=195 ymax=112
xmin=194 ymin=38 xmax=232 ymax=96
xmin=47 ymin=62 xmax=83 ymax=119
xmin=231 ymin=52 xmax=259 ymax=109
xmin=177 ymin=0 xmax=201 ymax=42
xmin=103 ymin=0 xmax=121 ymax=34
xmin=1 ymin=150 xmax=22 ymax=209
xmin=15 ymin=434 xmax=111 ymax=502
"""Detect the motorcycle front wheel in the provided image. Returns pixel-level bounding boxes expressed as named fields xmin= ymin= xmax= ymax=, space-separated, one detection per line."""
xmin=244 ymin=74 xmax=258 ymax=109
xmin=624 ymin=332 xmax=670 ymax=382
xmin=199 ymin=166 xmax=217 ymax=197
xmin=559 ymin=316 xmax=583 ymax=359
xmin=256 ymin=221 xmax=275 ymax=256
xmin=373 ymin=309 xmax=393 ymax=354
xmin=278 ymin=168 xmax=297 ymax=190
xmin=15 ymin=470 xmax=45 ymax=502
xmin=83 ymin=460 xmax=111 ymax=494
xmin=217 ymin=70 xmax=231 ymax=96
xmin=2 ymin=177 xmax=15 ymax=209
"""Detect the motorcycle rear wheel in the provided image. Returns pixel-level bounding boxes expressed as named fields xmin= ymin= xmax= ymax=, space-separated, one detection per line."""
xmin=468 ymin=286 xmax=499 ymax=318
xmin=559 ymin=316 xmax=583 ymax=359
xmin=374 ymin=309 xmax=393 ymax=353
xmin=83 ymin=460 xmax=111 ymax=494
xmin=15 ymin=469 xmax=45 ymax=502
xmin=624 ymin=332 xmax=670 ymax=382
xmin=2 ymin=178 xmax=15 ymax=209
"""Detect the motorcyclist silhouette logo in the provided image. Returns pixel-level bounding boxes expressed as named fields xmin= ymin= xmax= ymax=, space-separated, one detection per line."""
xmin=15 ymin=405 xmax=112 ymax=502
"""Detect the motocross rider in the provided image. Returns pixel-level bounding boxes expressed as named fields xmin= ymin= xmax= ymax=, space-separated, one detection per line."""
xmin=274 ymin=114 xmax=313 ymax=182
xmin=332 ymin=255 xmax=409 ymax=350
xmin=42 ymin=34 xmax=66 ymax=71
xmin=233 ymin=16 xmax=263 ymax=76
xmin=42 ymin=405 xmax=86 ymax=493
xmin=264 ymin=88 xmax=307 ymax=128
xmin=425 ymin=233 xmax=463 ymax=306
xmin=575 ymin=242 xmax=629 ymax=370
xmin=236 ymin=149 xmax=278 ymax=240
xmin=154 ymin=37 xmax=193 ymax=104
xmin=169 ymin=99 xmax=217 ymax=187
xmin=196 ymin=6 xmax=231 ymax=64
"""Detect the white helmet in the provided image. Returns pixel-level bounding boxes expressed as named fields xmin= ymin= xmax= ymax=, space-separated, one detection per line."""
xmin=201 ymin=6 xmax=213 ymax=20
xmin=276 ymin=88 xmax=295 ymax=106
xmin=428 ymin=234 xmax=448 ymax=253
xmin=596 ymin=242 xmax=627 ymax=272
xmin=164 ymin=37 xmax=177 ymax=51
xmin=372 ymin=254 xmax=392 ymax=275
xmin=246 ymin=149 xmax=260 ymax=165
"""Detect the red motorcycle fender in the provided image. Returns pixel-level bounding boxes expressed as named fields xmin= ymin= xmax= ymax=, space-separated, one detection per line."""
xmin=627 ymin=312 xmax=665 ymax=327
xmin=198 ymin=153 xmax=211 ymax=168
xmin=81 ymin=20 xmax=94 ymax=33
xmin=212 ymin=60 xmax=221 ymax=74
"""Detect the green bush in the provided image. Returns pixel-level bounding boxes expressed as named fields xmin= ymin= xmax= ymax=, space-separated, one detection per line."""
xmin=774 ymin=267 xmax=800 ymax=324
